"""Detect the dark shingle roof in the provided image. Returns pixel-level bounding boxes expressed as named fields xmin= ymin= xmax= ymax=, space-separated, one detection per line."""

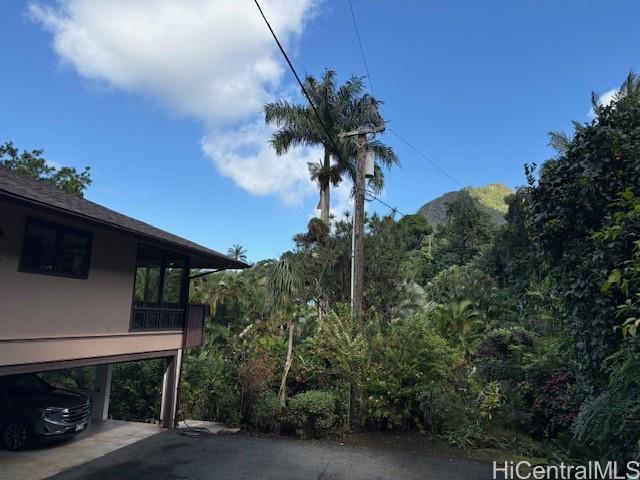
xmin=0 ymin=167 xmax=249 ymax=269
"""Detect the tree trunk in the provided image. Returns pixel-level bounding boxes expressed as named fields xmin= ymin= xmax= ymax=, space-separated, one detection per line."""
xmin=278 ymin=321 xmax=294 ymax=406
xmin=319 ymin=180 xmax=330 ymax=225
xmin=319 ymin=147 xmax=331 ymax=225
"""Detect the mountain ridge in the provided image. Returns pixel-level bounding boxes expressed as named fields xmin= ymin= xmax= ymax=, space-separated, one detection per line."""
xmin=417 ymin=183 xmax=513 ymax=226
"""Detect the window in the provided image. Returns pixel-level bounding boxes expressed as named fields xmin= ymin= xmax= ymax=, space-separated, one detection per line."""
xmin=131 ymin=244 xmax=188 ymax=330
xmin=20 ymin=219 xmax=92 ymax=279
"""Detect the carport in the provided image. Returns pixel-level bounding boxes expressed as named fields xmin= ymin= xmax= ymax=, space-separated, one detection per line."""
xmin=0 ymin=354 xmax=177 ymax=480
xmin=1 ymin=349 xmax=183 ymax=432
xmin=0 ymin=419 xmax=162 ymax=480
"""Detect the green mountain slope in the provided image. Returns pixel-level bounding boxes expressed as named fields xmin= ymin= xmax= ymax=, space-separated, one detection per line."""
xmin=417 ymin=183 xmax=513 ymax=226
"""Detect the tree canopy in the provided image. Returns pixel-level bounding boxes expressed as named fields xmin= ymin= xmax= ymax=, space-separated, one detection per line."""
xmin=0 ymin=141 xmax=92 ymax=196
xmin=264 ymin=70 xmax=397 ymax=224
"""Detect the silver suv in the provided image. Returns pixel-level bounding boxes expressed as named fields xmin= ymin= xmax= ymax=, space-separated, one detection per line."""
xmin=0 ymin=374 xmax=90 ymax=451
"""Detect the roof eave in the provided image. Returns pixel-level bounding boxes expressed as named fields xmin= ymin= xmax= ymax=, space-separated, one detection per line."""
xmin=0 ymin=189 xmax=250 ymax=271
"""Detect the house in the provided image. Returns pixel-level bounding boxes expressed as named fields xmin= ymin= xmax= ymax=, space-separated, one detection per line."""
xmin=0 ymin=167 xmax=249 ymax=428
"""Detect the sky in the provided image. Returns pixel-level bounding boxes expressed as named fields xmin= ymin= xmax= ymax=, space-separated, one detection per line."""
xmin=1 ymin=1 xmax=639 ymax=262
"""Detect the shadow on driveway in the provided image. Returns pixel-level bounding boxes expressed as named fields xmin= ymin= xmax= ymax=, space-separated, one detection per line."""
xmin=49 ymin=431 xmax=503 ymax=480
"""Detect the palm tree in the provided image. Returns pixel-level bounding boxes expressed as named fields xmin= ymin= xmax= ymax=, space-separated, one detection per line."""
xmin=435 ymin=299 xmax=485 ymax=363
xmin=227 ymin=244 xmax=248 ymax=263
xmin=265 ymin=69 xmax=398 ymax=224
xmin=267 ymin=258 xmax=302 ymax=405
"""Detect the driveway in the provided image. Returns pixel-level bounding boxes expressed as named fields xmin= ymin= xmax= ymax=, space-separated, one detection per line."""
xmin=0 ymin=420 xmax=162 ymax=480
xmin=49 ymin=431 xmax=502 ymax=480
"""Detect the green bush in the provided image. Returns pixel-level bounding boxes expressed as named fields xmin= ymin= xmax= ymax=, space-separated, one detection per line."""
xmin=288 ymin=390 xmax=339 ymax=438
xmin=180 ymin=349 xmax=240 ymax=425
xmin=253 ymin=390 xmax=282 ymax=433
xmin=446 ymin=421 xmax=483 ymax=449
xmin=364 ymin=315 xmax=462 ymax=430
xmin=416 ymin=383 xmax=466 ymax=434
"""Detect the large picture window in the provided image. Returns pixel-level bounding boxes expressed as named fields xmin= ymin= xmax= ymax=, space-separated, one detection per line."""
xmin=19 ymin=218 xmax=92 ymax=279
xmin=131 ymin=244 xmax=188 ymax=330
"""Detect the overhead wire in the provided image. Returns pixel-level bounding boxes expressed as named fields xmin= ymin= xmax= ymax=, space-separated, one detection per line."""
xmin=365 ymin=189 xmax=405 ymax=217
xmin=348 ymin=0 xmax=375 ymax=98
xmin=346 ymin=0 xmax=466 ymax=193
xmin=254 ymin=0 xmax=408 ymax=219
xmin=252 ymin=0 xmax=341 ymax=155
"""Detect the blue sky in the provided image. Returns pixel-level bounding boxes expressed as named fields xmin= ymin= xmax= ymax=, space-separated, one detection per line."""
xmin=1 ymin=1 xmax=639 ymax=262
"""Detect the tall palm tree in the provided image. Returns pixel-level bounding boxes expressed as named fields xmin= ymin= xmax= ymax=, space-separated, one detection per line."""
xmin=265 ymin=69 xmax=398 ymax=224
xmin=227 ymin=244 xmax=248 ymax=263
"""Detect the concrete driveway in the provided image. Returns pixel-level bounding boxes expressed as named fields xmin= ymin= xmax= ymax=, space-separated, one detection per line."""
xmin=0 ymin=420 xmax=161 ymax=480
xmin=48 ymin=431 xmax=502 ymax=480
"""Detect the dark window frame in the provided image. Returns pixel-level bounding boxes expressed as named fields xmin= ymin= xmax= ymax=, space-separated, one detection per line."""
xmin=18 ymin=217 xmax=93 ymax=280
xmin=130 ymin=243 xmax=190 ymax=332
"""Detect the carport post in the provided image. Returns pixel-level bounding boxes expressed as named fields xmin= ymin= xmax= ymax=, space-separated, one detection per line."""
xmin=161 ymin=351 xmax=181 ymax=429
xmin=91 ymin=364 xmax=113 ymax=421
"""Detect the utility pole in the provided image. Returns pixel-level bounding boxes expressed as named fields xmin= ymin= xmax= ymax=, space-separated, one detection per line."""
xmin=339 ymin=125 xmax=385 ymax=314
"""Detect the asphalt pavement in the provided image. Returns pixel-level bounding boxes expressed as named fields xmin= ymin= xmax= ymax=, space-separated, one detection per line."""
xmin=49 ymin=431 xmax=502 ymax=480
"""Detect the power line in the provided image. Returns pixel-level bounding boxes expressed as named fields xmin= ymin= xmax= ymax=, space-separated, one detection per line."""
xmin=254 ymin=0 xmax=414 ymax=219
xmin=348 ymin=0 xmax=374 ymax=97
xmin=388 ymin=128 xmax=465 ymax=188
xmin=365 ymin=189 xmax=406 ymax=217
xmin=345 ymin=2 xmax=465 ymax=190
xmin=252 ymin=0 xmax=341 ymax=154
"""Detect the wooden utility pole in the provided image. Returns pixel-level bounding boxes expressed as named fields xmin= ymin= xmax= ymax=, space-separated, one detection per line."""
xmin=339 ymin=126 xmax=385 ymax=314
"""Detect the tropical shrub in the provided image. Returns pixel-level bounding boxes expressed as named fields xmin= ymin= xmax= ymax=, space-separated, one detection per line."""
xmin=365 ymin=315 xmax=463 ymax=430
xmin=479 ymin=381 xmax=503 ymax=421
xmin=180 ymin=349 xmax=240 ymax=425
xmin=415 ymin=383 xmax=466 ymax=434
xmin=252 ymin=390 xmax=282 ymax=433
xmin=288 ymin=390 xmax=340 ymax=438
xmin=530 ymin=368 xmax=577 ymax=438
xmin=434 ymin=300 xmax=485 ymax=363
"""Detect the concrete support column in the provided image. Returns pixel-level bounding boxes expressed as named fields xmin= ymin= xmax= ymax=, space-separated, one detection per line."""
xmin=160 ymin=350 xmax=182 ymax=429
xmin=91 ymin=364 xmax=113 ymax=421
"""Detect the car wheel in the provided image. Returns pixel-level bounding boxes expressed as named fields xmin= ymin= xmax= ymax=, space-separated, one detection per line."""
xmin=2 ymin=419 xmax=32 ymax=451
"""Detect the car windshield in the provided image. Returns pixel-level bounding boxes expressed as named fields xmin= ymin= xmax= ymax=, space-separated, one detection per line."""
xmin=0 ymin=374 xmax=54 ymax=394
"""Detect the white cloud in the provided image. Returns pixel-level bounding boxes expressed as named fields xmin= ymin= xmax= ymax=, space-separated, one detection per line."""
xmin=202 ymin=122 xmax=319 ymax=205
xmin=588 ymin=88 xmax=619 ymax=119
xmin=29 ymin=0 xmax=320 ymax=203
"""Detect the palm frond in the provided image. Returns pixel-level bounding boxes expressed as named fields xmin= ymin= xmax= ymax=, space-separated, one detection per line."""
xmin=547 ymin=131 xmax=571 ymax=154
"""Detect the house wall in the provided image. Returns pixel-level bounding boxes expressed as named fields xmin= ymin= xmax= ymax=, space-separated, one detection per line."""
xmin=0 ymin=201 xmax=183 ymax=368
